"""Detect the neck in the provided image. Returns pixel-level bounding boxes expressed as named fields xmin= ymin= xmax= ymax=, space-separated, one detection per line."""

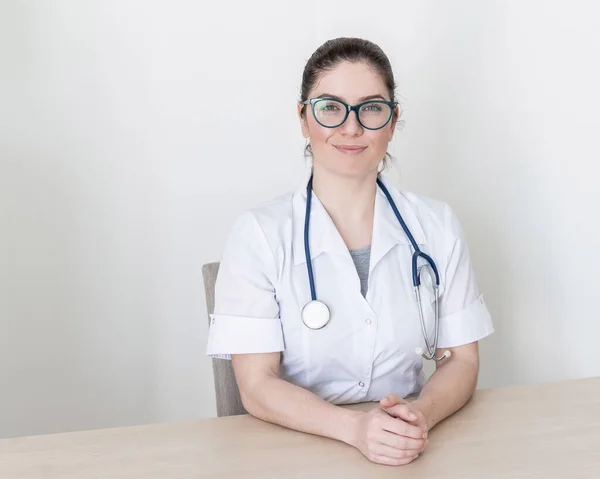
xmin=310 ymin=165 xmax=378 ymax=249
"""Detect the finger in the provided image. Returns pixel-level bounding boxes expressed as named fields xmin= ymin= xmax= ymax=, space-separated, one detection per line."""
xmin=380 ymin=413 xmax=427 ymax=439
xmin=372 ymin=453 xmax=419 ymax=466
xmin=379 ymin=430 xmax=426 ymax=451
xmin=381 ymin=403 xmax=419 ymax=423
xmin=380 ymin=393 xmax=405 ymax=407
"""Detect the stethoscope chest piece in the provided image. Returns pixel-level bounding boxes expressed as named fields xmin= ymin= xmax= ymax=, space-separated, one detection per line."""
xmin=301 ymin=300 xmax=330 ymax=330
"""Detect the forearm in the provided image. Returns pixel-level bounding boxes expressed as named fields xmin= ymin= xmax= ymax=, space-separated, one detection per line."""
xmin=410 ymin=354 xmax=479 ymax=431
xmin=241 ymin=373 xmax=361 ymax=445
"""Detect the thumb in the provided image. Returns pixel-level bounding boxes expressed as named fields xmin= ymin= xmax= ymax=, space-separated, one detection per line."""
xmin=383 ymin=404 xmax=419 ymax=422
xmin=380 ymin=393 xmax=405 ymax=407
xmin=380 ymin=395 xmax=419 ymax=422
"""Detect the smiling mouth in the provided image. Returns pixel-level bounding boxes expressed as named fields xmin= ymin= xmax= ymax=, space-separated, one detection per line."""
xmin=334 ymin=145 xmax=368 ymax=154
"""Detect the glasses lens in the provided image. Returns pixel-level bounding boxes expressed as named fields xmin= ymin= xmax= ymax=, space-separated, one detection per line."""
xmin=313 ymin=99 xmax=346 ymax=127
xmin=358 ymin=101 xmax=393 ymax=129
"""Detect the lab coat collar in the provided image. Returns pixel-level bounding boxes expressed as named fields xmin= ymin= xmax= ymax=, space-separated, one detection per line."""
xmin=292 ymin=171 xmax=427 ymax=268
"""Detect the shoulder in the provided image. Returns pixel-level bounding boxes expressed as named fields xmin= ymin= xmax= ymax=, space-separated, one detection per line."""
xmin=400 ymin=189 xmax=450 ymax=221
xmin=226 ymin=189 xmax=295 ymax=252
xmin=386 ymin=181 xmax=464 ymax=242
xmin=247 ymin=190 xmax=295 ymax=229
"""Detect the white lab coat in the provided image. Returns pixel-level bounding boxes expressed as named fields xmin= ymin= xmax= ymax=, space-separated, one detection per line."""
xmin=206 ymin=173 xmax=494 ymax=404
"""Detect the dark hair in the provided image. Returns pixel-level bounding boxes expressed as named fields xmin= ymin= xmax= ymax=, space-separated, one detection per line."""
xmin=299 ymin=37 xmax=401 ymax=169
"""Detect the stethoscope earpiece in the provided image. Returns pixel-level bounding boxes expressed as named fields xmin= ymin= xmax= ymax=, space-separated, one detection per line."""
xmin=415 ymin=347 xmax=451 ymax=361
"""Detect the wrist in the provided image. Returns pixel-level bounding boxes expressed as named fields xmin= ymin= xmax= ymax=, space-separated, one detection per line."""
xmin=338 ymin=409 xmax=363 ymax=447
xmin=410 ymin=395 xmax=435 ymax=431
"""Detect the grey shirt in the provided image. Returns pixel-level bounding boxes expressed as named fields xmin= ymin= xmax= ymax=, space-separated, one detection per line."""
xmin=348 ymin=245 xmax=371 ymax=297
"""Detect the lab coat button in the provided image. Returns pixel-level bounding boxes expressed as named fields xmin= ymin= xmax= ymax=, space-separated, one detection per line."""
xmin=365 ymin=319 xmax=372 ymax=325
xmin=359 ymin=381 xmax=365 ymax=387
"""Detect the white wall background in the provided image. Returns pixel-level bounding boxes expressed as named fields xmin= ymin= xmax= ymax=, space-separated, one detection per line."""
xmin=430 ymin=1 xmax=600 ymax=385
xmin=1 ymin=0 xmax=598 ymax=439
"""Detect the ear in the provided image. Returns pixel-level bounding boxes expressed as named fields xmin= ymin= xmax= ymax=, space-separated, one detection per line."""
xmin=297 ymin=102 xmax=310 ymax=139
xmin=388 ymin=105 xmax=401 ymax=141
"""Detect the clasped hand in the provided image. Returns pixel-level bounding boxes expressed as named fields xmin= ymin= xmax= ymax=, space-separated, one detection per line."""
xmin=352 ymin=394 xmax=429 ymax=466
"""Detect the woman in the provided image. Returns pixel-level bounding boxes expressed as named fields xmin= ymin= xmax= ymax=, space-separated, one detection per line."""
xmin=207 ymin=37 xmax=494 ymax=466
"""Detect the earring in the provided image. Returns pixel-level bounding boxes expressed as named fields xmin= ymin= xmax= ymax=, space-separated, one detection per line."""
xmin=303 ymin=138 xmax=313 ymax=162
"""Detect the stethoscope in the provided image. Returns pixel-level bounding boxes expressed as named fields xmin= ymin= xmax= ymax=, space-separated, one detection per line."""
xmin=301 ymin=175 xmax=451 ymax=361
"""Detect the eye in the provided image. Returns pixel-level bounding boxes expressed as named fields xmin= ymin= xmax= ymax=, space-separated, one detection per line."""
xmin=320 ymin=102 xmax=341 ymax=111
xmin=361 ymin=102 xmax=383 ymax=112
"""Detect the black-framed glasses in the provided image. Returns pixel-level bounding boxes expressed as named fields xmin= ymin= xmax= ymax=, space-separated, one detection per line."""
xmin=303 ymin=97 xmax=399 ymax=130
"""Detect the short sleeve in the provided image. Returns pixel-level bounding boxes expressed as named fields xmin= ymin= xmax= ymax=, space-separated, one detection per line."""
xmin=206 ymin=212 xmax=284 ymax=358
xmin=436 ymin=206 xmax=495 ymax=348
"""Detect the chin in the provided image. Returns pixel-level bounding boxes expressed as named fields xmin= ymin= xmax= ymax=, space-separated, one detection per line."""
xmin=322 ymin=160 xmax=380 ymax=179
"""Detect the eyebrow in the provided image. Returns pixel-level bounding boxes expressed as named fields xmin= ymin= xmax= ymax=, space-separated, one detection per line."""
xmin=315 ymin=93 xmax=389 ymax=102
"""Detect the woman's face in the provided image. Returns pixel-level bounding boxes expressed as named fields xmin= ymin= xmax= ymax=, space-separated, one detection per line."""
xmin=298 ymin=61 xmax=398 ymax=179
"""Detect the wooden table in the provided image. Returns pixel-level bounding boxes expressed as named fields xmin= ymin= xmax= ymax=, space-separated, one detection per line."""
xmin=1 ymin=377 xmax=599 ymax=478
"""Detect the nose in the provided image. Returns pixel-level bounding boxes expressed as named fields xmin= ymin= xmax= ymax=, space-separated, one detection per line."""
xmin=339 ymin=108 xmax=363 ymax=136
